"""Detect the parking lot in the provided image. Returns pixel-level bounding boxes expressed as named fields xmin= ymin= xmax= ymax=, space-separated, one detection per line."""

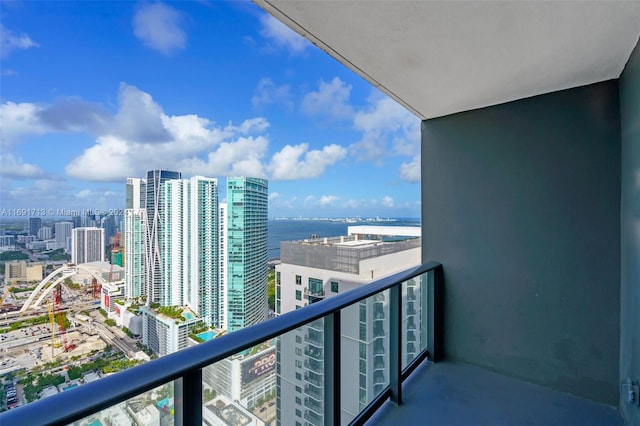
xmin=5 ymin=382 xmax=19 ymax=409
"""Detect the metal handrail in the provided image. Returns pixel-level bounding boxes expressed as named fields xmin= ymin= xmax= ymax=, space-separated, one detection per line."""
xmin=0 ymin=261 xmax=442 ymax=426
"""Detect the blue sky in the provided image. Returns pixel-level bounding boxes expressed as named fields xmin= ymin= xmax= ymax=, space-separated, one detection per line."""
xmin=0 ymin=1 xmax=421 ymax=219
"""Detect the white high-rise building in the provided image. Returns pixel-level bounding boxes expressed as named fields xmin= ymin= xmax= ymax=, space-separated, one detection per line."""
xmin=71 ymin=227 xmax=105 ymax=264
xmin=126 ymin=177 xmax=146 ymax=210
xmin=275 ymin=227 xmax=422 ymax=426
xmin=159 ymin=176 xmax=219 ymax=327
xmin=55 ymin=222 xmax=73 ymax=253
xmin=218 ymin=202 xmax=228 ymax=330
xmin=37 ymin=226 xmax=53 ymax=241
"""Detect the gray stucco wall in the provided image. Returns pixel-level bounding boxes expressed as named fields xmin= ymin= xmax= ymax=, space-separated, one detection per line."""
xmin=422 ymin=81 xmax=621 ymax=405
xmin=620 ymin=36 xmax=640 ymax=424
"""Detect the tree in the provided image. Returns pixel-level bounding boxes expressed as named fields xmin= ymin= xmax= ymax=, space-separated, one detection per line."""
xmin=267 ymin=269 xmax=276 ymax=310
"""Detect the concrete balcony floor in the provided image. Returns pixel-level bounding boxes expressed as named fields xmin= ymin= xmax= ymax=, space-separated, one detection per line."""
xmin=367 ymin=361 xmax=623 ymax=426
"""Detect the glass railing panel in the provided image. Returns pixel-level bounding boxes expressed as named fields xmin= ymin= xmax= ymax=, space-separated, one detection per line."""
xmin=275 ymin=318 xmax=324 ymax=426
xmin=69 ymin=382 xmax=174 ymax=426
xmin=401 ymin=270 xmax=430 ymax=370
xmin=203 ymin=337 xmax=277 ymax=426
xmin=340 ymin=289 xmax=389 ymax=425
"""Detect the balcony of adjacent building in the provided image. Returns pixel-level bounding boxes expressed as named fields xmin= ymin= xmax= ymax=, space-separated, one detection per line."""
xmin=304 ymin=345 xmax=323 ymax=361
xmin=304 ymin=383 xmax=323 ymax=402
xmin=303 ymin=397 xmax=323 ymax=415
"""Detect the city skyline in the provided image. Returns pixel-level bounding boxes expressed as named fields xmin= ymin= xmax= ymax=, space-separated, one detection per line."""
xmin=1 ymin=1 xmax=421 ymax=219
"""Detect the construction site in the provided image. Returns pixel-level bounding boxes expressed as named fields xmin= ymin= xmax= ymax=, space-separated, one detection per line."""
xmin=1 ymin=232 xmax=145 ymax=411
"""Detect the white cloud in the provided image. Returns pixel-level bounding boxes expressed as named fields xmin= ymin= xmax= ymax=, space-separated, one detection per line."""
xmin=381 ymin=196 xmax=394 ymax=208
xmin=232 ymin=117 xmax=270 ymax=135
xmin=0 ymin=153 xmax=47 ymax=179
xmin=268 ymin=143 xmax=347 ymax=180
xmin=399 ymin=155 xmax=421 ymax=182
xmin=252 ymin=78 xmax=293 ymax=110
xmin=62 ymin=84 xmax=272 ymax=181
xmin=299 ymin=80 xmax=420 ymax=183
xmin=317 ymin=195 xmax=339 ymax=206
xmin=351 ymin=93 xmax=420 ymax=163
xmin=75 ymin=189 xmax=93 ymax=199
xmin=0 ymin=24 xmax=39 ymax=58
xmin=116 ymin=83 xmax=172 ymax=142
xmin=133 ymin=3 xmax=187 ymax=55
xmin=342 ymin=199 xmax=363 ymax=209
xmin=259 ymin=14 xmax=309 ymax=55
xmin=269 ymin=192 xmax=280 ymax=202
xmin=5 ymin=83 xmax=348 ymax=185
xmin=0 ymin=101 xmax=48 ymax=149
xmin=178 ymin=136 xmax=269 ymax=178
xmin=7 ymin=179 xmax=67 ymax=202
xmin=66 ymin=135 xmax=137 ymax=181
xmin=302 ymin=77 xmax=353 ymax=121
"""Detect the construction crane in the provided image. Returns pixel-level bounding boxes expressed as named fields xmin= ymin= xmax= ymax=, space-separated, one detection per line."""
xmin=47 ymin=299 xmax=60 ymax=358
xmin=53 ymin=284 xmax=74 ymax=352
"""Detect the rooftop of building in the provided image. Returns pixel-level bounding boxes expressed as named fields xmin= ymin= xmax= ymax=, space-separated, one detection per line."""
xmin=144 ymin=305 xmax=201 ymax=324
xmin=204 ymin=395 xmax=264 ymax=426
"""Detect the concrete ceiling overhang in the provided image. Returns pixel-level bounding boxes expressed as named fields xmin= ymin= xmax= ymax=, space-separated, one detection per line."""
xmin=255 ymin=1 xmax=640 ymax=119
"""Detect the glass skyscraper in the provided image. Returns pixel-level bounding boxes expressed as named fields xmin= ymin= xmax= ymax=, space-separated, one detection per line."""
xmin=145 ymin=170 xmax=181 ymax=304
xmin=226 ymin=177 xmax=269 ymax=332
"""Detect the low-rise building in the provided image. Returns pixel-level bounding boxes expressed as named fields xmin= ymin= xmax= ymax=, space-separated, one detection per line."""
xmin=203 ymin=341 xmax=276 ymax=410
xmin=5 ymin=261 xmax=44 ymax=284
xmin=203 ymin=395 xmax=266 ymax=426
xmin=141 ymin=306 xmax=203 ymax=356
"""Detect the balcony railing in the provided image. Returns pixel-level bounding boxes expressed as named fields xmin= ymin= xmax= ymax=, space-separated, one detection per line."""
xmin=304 ymin=288 xmax=325 ymax=298
xmin=0 ymin=261 xmax=443 ymax=426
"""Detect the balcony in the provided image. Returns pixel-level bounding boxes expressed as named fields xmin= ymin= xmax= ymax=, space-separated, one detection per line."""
xmin=3 ymin=3 xmax=638 ymax=425
xmin=304 ymin=288 xmax=325 ymax=298
xmin=304 ymin=384 xmax=323 ymax=401
xmin=304 ymin=372 xmax=322 ymax=388
xmin=0 ymin=263 xmax=442 ymax=426
xmin=304 ymin=346 xmax=323 ymax=360
xmin=303 ymin=397 xmax=323 ymax=414
xmin=304 ymin=409 xmax=323 ymax=426
xmin=303 ymin=358 xmax=324 ymax=374
xmin=304 ymin=333 xmax=323 ymax=348
xmin=373 ymin=326 xmax=385 ymax=338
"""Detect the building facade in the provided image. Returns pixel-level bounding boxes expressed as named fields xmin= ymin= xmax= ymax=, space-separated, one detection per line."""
xmin=203 ymin=342 xmax=276 ymax=410
xmin=55 ymin=222 xmax=73 ymax=253
xmin=226 ymin=177 xmax=269 ymax=333
xmin=0 ymin=235 xmax=16 ymax=251
xmin=71 ymin=227 xmax=105 ymax=264
xmin=145 ymin=170 xmax=182 ymax=304
xmin=218 ymin=202 xmax=228 ymax=330
xmin=141 ymin=306 xmax=202 ymax=357
xmin=5 ymin=261 xmax=44 ymax=284
xmin=275 ymin=228 xmax=422 ymax=425
xmin=29 ymin=217 xmax=41 ymax=237
xmin=159 ymin=176 xmax=219 ymax=327
xmin=124 ymin=209 xmax=146 ymax=299
xmin=37 ymin=226 xmax=53 ymax=241
xmin=124 ymin=177 xmax=147 ymax=299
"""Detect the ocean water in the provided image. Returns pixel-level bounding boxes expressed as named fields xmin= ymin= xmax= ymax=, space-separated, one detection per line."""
xmin=267 ymin=218 xmax=420 ymax=259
